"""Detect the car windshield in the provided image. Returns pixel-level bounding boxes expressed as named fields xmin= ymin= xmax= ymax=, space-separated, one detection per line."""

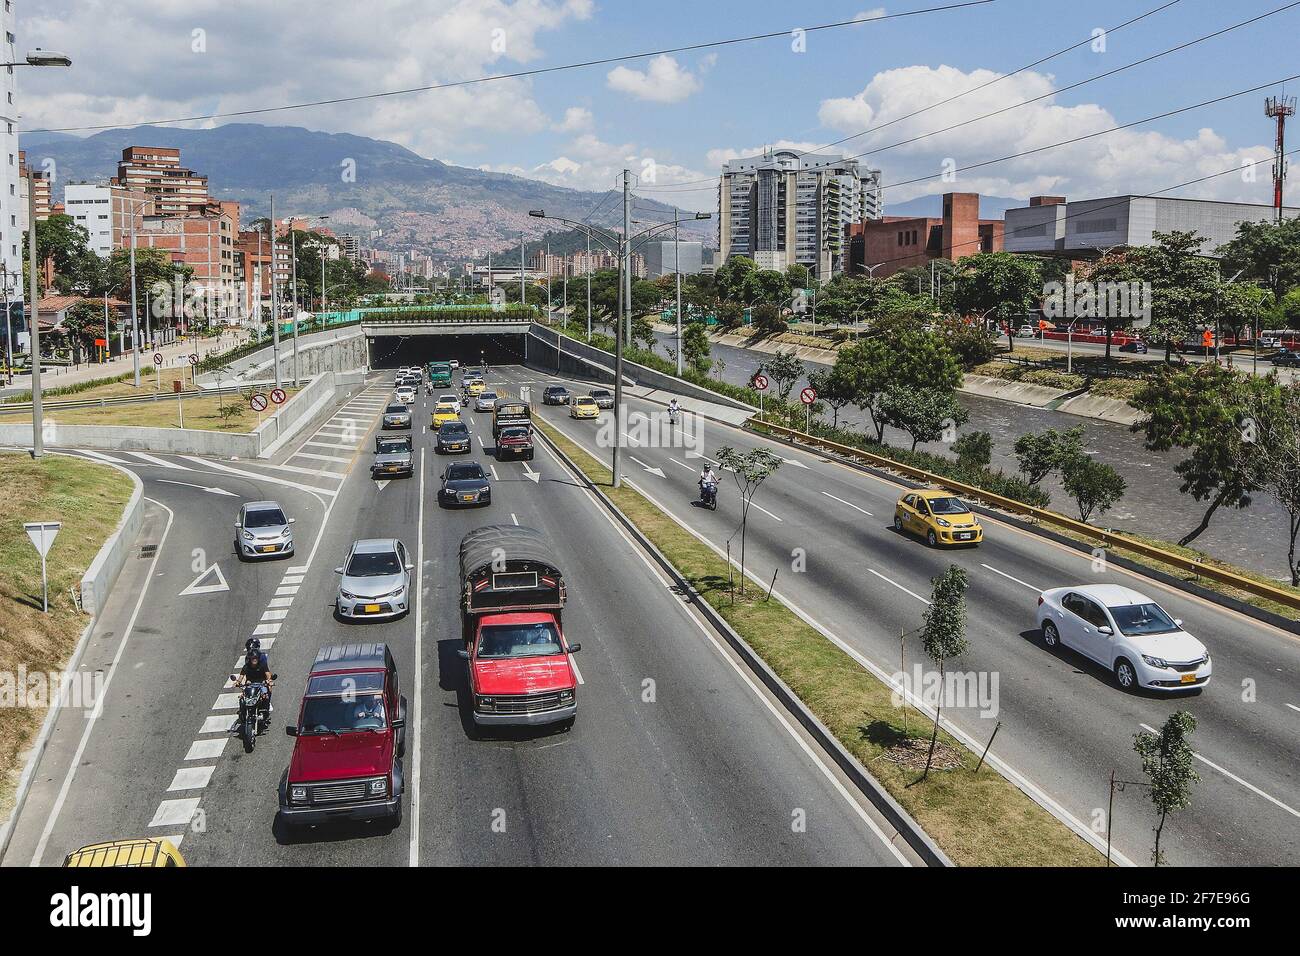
xmin=591 ymin=390 xmax=610 ymax=398
xmin=1108 ymin=602 xmax=1179 ymax=636
xmin=480 ymin=392 xmax=497 ymax=401
xmin=244 ymin=508 xmax=286 ymax=528
xmin=501 ymin=428 xmax=529 ymax=439
xmin=376 ymin=438 xmax=411 ymax=453
xmin=385 ymin=404 xmax=407 ymax=414
xmin=927 ymin=496 xmax=970 ymax=515
xmin=299 ymin=693 xmax=387 ymax=734
xmin=476 ymin=622 xmax=564 ymax=658
xmin=440 ymin=423 xmax=468 ymax=436
xmin=346 ymin=550 xmax=401 ymax=576
xmin=447 ymin=464 xmax=483 ymax=481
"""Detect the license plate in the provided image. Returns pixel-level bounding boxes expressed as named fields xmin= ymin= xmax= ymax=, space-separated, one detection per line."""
xmin=259 ymin=545 xmax=276 ymax=553
xmin=957 ymin=532 xmax=973 ymax=540
xmin=1180 ymin=673 xmax=1197 ymax=683
xmin=461 ymin=494 xmax=475 ymax=501
xmin=363 ymin=604 xmax=381 ymax=614
xmin=386 ymin=465 xmax=399 ymax=472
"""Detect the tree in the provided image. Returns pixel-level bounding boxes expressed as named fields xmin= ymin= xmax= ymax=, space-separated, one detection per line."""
xmin=1275 ymin=287 xmax=1300 ymax=330
xmin=806 ymin=364 xmax=856 ymax=428
xmin=952 ymin=430 xmax=993 ymax=471
xmin=760 ymin=349 xmax=804 ymax=403
xmin=919 ymin=565 xmax=969 ymax=780
xmin=715 ymin=446 xmax=783 ymax=596
xmin=682 ymin=322 xmax=711 ymax=375
xmin=1060 ymin=453 xmax=1126 ymax=522
xmin=751 ymin=303 xmax=787 ymax=335
xmin=878 ymin=384 xmax=969 ymax=450
xmin=785 ymin=263 xmax=811 ymax=290
xmin=741 ymin=269 xmax=791 ymax=308
xmin=1140 ymin=231 xmax=1219 ymax=361
xmin=1131 ymin=364 xmax=1277 ymax=545
xmin=1133 ymin=711 xmax=1199 ymax=866
xmin=951 ymin=252 xmax=1041 ymax=352
xmin=714 ymin=255 xmax=757 ymax=303
xmin=1217 ymin=216 xmax=1300 ymax=300
xmin=939 ymin=317 xmax=996 ymax=369
xmin=61 ymin=300 xmax=105 ymax=363
xmin=1013 ymin=426 xmax=1085 ymax=486
xmin=1217 ymin=281 xmax=1269 ymax=347
xmin=1240 ymin=382 xmax=1300 ymax=585
xmin=837 ymin=327 xmax=964 ymax=442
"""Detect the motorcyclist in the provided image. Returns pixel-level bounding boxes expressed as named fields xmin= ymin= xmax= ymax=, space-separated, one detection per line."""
xmin=699 ymin=465 xmax=719 ymax=502
xmin=233 ymin=639 xmax=273 ymax=730
xmin=667 ymin=398 xmax=680 ymax=423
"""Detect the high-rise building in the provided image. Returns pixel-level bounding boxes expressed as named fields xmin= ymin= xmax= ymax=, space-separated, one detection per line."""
xmin=2 ymin=2 xmax=21 ymax=327
xmin=718 ymin=149 xmax=882 ymax=280
xmin=116 ymin=146 xmax=211 ymax=216
xmin=63 ymin=182 xmax=155 ymax=257
xmin=18 ymin=151 xmax=50 ymax=220
xmin=642 ymin=240 xmax=703 ymax=278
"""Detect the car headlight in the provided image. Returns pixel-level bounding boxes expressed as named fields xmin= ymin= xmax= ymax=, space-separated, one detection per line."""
xmin=281 ymin=527 xmax=292 ymax=537
xmin=477 ymin=696 xmax=495 ymax=712
xmin=936 ymin=518 xmax=951 ymax=527
xmin=340 ymin=589 xmax=356 ymax=600
xmin=289 ymin=785 xmax=307 ymax=803
xmin=1141 ymin=655 xmax=1169 ymax=669
xmin=367 ymin=778 xmax=388 ymax=797
xmin=242 ymin=530 xmax=254 ymax=540
xmin=381 ymin=586 xmax=405 ymax=598
xmin=558 ymin=688 xmax=575 ymax=702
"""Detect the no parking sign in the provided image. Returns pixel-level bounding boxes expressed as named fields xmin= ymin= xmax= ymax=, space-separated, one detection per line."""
xmin=250 ymin=393 xmax=269 ymax=413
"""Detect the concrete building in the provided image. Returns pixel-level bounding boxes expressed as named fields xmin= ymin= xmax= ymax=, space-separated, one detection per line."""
xmin=2 ymin=3 xmax=21 ymax=348
xmin=642 ymin=239 xmax=703 ymax=278
xmin=719 ymin=148 xmax=882 ymax=280
xmin=339 ymin=233 xmax=360 ymax=262
xmin=1004 ymin=194 xmax=1300 ymax=259
xmin=116 ymin=146 xmax=210 ymax=217
xmin=134 ymin=200 xmax=240 ymax=320
xmin=17 ymin=150 xmax=50 ymax=220
xmin=847 ymin=192 xmax=1004 ymax=278
xmin=63 ymin=181 xmax=155 ymax=257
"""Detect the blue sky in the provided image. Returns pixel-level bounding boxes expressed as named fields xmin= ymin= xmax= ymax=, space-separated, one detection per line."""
xmin=19 ymin=0 xmax=1300 ymax=211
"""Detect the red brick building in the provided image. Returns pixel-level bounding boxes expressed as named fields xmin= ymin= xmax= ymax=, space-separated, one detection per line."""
xmin=116 ymin=146 xmax=211 ymax=217
xmin=133 ymin=200 xmax=241 ymax=320
xmin=848 ymin=192 xmax=1004 ymax=278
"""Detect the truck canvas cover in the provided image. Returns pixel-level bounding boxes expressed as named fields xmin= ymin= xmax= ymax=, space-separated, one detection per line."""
xmin=459 ymin=525 xmax=565 ymax=613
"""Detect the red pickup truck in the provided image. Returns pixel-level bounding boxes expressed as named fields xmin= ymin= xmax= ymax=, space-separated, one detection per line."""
xmin=278 ymin=643 xmax=407 ymax=828
xmin=457 ymin=525 xmax=580 ymax=731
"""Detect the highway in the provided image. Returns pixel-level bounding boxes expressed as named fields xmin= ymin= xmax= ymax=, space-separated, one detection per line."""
xmin=3 ymin=369 xmax=912 ymax=867
xmin=507 ymin=361 xmax=1300 ymax=867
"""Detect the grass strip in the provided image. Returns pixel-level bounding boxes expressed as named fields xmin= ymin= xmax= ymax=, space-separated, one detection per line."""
xmin=534 ymin=418 xmax=1103 ymax=867
xmin=0 ymin=453 xmax=134 ymax=817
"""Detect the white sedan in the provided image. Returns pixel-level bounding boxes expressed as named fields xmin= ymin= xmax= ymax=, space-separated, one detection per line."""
xmin=1037 ymin=584 xmax=1211 ymax=692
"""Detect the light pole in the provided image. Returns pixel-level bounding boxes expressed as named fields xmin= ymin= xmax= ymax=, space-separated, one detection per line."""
xmin=2 ymin=268 xmax=13 ymax=386
xmin=674 ymin=206 xmax=683 ymax=376
xmin=123 ymin=195 xmax=152 ymax=387
xmin=269 ymin=196 xmax=282 ymax=391
xmin=586 ymin=231 xmax=592 ymax=342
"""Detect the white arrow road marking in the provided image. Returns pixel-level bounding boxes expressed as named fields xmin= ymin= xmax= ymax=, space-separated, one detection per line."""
xmin=1138 ymin=723 xmax=1299 ymax=819
xmin=179 ymin=563 xmax=229 ymax=596
xmin=521 ymin=460 xmax=541 ymax=484
xmin=629 ymin=455 xmax=665 ymax=478
xmin=156 ymin=479 xmax=238 ymax=497
xmin=374 ymin=480 xmax=391 ymax=491
xmin=782 ymin=457 xmax=809 ymax=468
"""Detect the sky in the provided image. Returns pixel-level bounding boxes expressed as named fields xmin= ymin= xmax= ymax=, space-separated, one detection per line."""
xmin=15 ymin=0 xmax=1300 ymax=213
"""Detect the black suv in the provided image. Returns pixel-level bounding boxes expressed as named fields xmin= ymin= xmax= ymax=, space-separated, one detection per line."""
xmin=542 ymin=385 xmax=570 ymax=405
xmin=436 ymin=421 xmax=472 ymax=454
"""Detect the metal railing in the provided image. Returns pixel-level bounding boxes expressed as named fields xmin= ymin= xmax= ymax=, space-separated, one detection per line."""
xmin=0 ymin=382 xmax=259 ymax=415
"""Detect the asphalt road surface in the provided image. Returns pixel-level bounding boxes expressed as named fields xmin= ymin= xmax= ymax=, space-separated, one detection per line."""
xmin=4 ymin=372 xmax=911 ymax=867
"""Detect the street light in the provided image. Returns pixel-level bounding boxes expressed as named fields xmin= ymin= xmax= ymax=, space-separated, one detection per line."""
xmin=0 ymin=50 xmax=73 ymax=68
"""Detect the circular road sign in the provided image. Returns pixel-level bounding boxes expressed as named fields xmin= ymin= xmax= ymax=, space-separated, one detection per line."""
xmin=249 ymin=393 xmax=269 ymax=413
xmin=188 ymin=353 xmax=199 ymax=365
xmin=152 ymin=352 xmax=163 ymax=366
xmin=269 ymin=387 xmax=287 ymax=406
xmin=753 ymin=373 xmax=769 ymax=391
xmin=800 ymin=386 xmax=818 ymax=405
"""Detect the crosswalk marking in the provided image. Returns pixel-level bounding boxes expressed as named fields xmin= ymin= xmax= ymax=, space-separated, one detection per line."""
xmin=127 ymin=451 xmax=190 ymax=470
xmin=199 ymin=715 xmax=232 ymax=735
xmin=76 ymin=448 xmax=130 ymax=465
xmin=184 ymin=738 xmax=227 ymax=761
xmin=167 ymin=766 xmax=215 ymax=792
xmin=148 ymin=798 xmax=201 ymax=828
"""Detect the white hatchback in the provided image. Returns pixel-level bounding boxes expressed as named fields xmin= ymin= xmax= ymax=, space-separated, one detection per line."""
xmin=1037 ymin=584 xmax=1211 ymax=692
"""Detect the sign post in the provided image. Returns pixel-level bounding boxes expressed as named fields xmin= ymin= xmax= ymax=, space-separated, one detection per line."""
xmin=153 ymin=351 xmax=163 ymax=391
xmin=800 ymin=385 xmax=817 ymax=433
xmin=188 ymin=352 xmax=199 ymax=387
xmin=753 ymin=373 xmax=769 ymax=422
xmin=269 ymin=387 xmax=287 ymax=407
xmin=24 ymin=521 xmax=61 ymax=613
xmin=250 ymin=391 xmax=268 ymax=427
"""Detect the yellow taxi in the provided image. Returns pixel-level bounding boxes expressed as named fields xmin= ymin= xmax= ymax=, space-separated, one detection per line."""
xmin=894 ymin=489 xmax=983 ymax=547
xmin=432 ymin=401 xmax=461 ymax=426
xmin=465 ymin=379 xmax=486 ymax=398
xmin=63 ymin=838 xmax=186 ymax=867
xmin=569 ymin=396 xmax=600 ymax=419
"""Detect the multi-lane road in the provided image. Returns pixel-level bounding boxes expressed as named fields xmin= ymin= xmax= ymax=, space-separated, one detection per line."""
xmin=503 ymin=359 xmax=1300 ymax=867
xmin=3 ymin=368 xmax=914 ymax=867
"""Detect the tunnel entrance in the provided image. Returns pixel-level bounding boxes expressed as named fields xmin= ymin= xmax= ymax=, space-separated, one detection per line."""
xmin=367 ymin=332 xmax=529 ymax=369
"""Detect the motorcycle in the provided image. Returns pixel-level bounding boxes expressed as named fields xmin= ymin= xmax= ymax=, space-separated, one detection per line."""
xmin=668 ymin=407 xmax=680 ymax=426
xmin=699 ymin=480 xmax=718 ymax=510
xmin=230 ymin=675 xmax=276 ymax=752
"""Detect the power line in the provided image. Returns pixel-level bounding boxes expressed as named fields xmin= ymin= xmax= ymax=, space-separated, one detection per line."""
xmin=639 ymin=0 xmax=1185 ymax=190
xmin=24 ymin=0 xmax=999 ymax=134
xmin=642 ymin=1 xmax=1300 ymax=194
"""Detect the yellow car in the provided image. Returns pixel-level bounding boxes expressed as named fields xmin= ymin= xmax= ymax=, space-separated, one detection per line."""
xmin=432 ymin=401 xmax=461 ymax=426
xmin=63 ymin=838 xmax=186 ymax=867
xmin=465 ymin=379 xmax=486 ymax=398
xmin=569 ymin=396 xmax=600 ymax=419
xmin=894 ymin=489 xmax=983 ymax=547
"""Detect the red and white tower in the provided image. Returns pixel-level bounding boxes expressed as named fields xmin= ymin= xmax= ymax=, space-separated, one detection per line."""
xmin=1265 ymin=95 xmax=1296 ymax=223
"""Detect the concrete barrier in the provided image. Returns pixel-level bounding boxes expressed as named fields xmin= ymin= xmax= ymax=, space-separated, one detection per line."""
xmin=79 ymin=464 xmax=145 ymax=617
xmin=958 ymin=373 xmax=1073 ymax=408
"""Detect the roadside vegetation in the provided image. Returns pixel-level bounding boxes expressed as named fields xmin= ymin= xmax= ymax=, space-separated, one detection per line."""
xmin=0 ymin=453 xmax=134 ymax=816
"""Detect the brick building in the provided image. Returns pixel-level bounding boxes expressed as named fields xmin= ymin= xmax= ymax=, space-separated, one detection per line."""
xmin=116 ymin=146 xmax=211 ymax=217
xmin=134 ymin=200 xmax=241 ymax=320
xmin=847 ymin=192 xmax=1004 ymax=278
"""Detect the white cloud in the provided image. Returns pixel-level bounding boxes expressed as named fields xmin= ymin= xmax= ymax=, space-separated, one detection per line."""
xmin=555 ymin=107 xmax=593 ymax=132
xmin=815 ymin=65 xmax=1275 ymax=205
xmin=606 ymin=54 xmax=702 ymax=103
xmin=853 ymin=8 xmax=887 ymax=24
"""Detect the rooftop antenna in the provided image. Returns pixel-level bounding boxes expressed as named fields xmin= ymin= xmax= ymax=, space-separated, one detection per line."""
xmin=1265 ymin=93 xmax=1296 ymax=223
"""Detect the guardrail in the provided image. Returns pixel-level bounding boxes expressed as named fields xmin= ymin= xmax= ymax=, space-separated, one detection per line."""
xmin=751 ymin=419 xmax=1300 ymax=612
xmin=0 ymin=382 xmax=260 ymax=415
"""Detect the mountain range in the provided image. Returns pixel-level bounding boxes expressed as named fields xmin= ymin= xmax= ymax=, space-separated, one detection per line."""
xmin=21 ymin=123 xmax=713 ymax=262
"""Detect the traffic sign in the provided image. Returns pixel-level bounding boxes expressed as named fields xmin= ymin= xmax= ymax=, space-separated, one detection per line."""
xmin=152 ymin=353 xmax=163 ymax=366
xmin=269 ymin=387 xmax=287 ymax=405
xmin=188 ymin=353 xmax=199 ymax=365
xmin=249 ymin=393 xmax=269 ymax=412
xmin=753 ymin=373 xmax=769 ymax=391
xmin=800 ymin=386 xmax=818 ymax=405
xmin=24 ymin=521 xmax=60 ymax=614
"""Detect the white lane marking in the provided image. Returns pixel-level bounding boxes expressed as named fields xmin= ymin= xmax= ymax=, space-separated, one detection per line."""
xmin=821 ymin=491 xmax=872 ymax=516
xmin=868 ymin=568 xmax=930 ymax=604
xmin=568 ymin=653 xmax=585 ymax=685
xmin=275 ymin=585 xmax=299 ymax=596
xmin=292 ymin=452 xmax=351 ymax=464
xmin=489 ymin=464 xmax=500 ymax=480
xmin=126 ymin=451 xmax=189 ymax=470
xmin=212 ymin=693 xmax=240 ymax=710
xmin=288 ymin=565 xmax=308 ymax=574
xmin=281 ymin=575 xmax=304 ymax=584
xmin=148 ymin=798 xmax=201 ymax=828
xmin=251 ymin=622 xmax=280 ymax=636
xmin=410 ymin=446 xmax=426 ymax=867
xmin=178 ymin=457 xmax=337 ymax=499
xmin=199 ymin=715 xmax=233 ymax=735
xmin=748 ymin=500 xmax=783 ymax=522
xmin=167 ymin=766 xmax=215 ymax=792
xmin=669 ymin=457 xmax=697 ymax=473
xmin=74 ymin=448 xmax=129 ymax=465
xmin=262 ymin=608 xmax=289 ymax=621
xmin=29 ymin=499 xmax=174 ymax=866
xmin=184 ymin=739 xmax=227 ymax=761
xmin=1138 ymin=723 xmax=1300 ymax=819
xmin=1287 ymin=703 xmax=1300 ymax=714
xmin=156 ymin=478 xmax=239 ymax=497
xmin=511 ymin=513 xmax=519 ymax=526
xmin=268 ymin=596 xmax=294 ymax=608
xmin=982 ymin=563 xmax=1043 ymax=592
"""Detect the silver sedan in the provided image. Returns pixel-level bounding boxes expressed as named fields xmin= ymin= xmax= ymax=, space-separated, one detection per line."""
xmin=334 ymin=538 xmax=414 ymax=620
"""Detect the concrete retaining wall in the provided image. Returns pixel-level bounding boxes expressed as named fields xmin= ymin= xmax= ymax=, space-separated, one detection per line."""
xmin=1055 ymin=392 xmax=1145 ymax=425
xmin=79 ymin=465 xmax=144 ymax=617
xmin=958 ymin=373 xmax=1073 ymax=408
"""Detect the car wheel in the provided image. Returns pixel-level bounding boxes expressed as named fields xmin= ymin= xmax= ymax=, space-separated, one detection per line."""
xmin=1042 ymin=621 xmax=1060 ymax=648
xmin=926 ymin=529 xmax=938 ymax=547
xmin=1114 ymin=657 xmax=1138 ymax=692
xmin=893 ymin=514 xmax=904 ymax=533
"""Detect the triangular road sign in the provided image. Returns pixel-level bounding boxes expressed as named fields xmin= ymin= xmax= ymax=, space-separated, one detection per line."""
xmin=180 ymin=563 xmax=229 ymax=597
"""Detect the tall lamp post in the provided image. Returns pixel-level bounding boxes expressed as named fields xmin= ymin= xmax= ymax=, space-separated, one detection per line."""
xmin=530 ymin=192 xmax=709 ymax=488
xmin=290 ymin=214 xmax=330 ymax=384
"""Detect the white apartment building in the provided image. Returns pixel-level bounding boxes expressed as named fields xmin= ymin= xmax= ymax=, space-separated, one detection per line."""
xmin=64 ymin=181 xmax=154 ymax=257
xmin=2 ymin=0 xmax=23 ymax=309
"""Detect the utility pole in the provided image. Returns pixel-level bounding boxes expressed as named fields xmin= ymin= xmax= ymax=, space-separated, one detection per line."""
xmin=546 ymin=240 xmax=552 ymax=323
xmin=3 ymin=268 xmax=13 ymax=386
xmin=270 ymin=196 xmax=282 ymax=391
xmin=586 ymin=230 xmax=592 ymax=342
xmin=675 ymin=205 xmax=683 ymax=376
xmin=27 ymin=172 xmax=45 ymax=457
xmin=128 ymin=199 xmax=140 ymax=387
xmin=519 ymin=232 xmax=526 ymax=310
xmin=1266 ymin=95 xmax=1296 ymax=223
xmin=614 ymin=168 xmax=630 ymax=489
